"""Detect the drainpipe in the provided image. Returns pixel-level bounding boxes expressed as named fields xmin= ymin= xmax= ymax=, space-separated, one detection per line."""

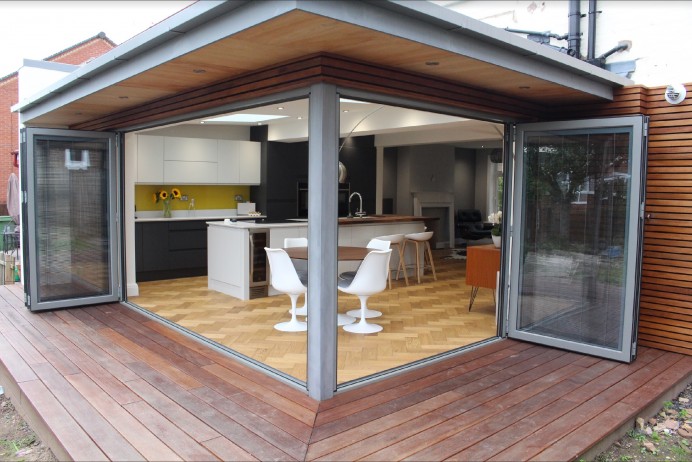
xmin=568 ymin=0 xmax=581 ymax=59
xmin=587 ymin=0 xmax=598 ymax=61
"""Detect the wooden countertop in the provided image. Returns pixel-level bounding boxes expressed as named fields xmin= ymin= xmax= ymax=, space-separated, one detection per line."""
xmin=338 ymin=214 xmax=436 ymax=225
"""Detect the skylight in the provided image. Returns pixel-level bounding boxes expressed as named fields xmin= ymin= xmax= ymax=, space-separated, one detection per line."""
xmin=202 ymin=114 xmax=289 ymax=123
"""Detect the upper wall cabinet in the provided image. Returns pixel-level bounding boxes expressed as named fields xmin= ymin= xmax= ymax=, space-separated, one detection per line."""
xmin=164 ymin=137 xmax=218 ymax=183
xmin=218 ymin=140 xmax=261 ymax=184
xmin=136 ymin=135 xmax=260 ymax=185
xmin=137 ymin=135 xmax=164 ymax=183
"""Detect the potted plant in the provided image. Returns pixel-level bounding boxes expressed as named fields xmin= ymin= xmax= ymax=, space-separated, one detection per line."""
xmin=488 ymin=211 xmax=502 ymax=248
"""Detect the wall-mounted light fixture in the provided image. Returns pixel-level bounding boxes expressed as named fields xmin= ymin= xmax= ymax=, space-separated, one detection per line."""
xmin=665 ymin=84 xmax=686 ymax=105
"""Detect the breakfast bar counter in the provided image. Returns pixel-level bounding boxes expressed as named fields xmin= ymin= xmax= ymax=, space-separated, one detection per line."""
xmin=207 ymin=215 xmax=427 ymax=300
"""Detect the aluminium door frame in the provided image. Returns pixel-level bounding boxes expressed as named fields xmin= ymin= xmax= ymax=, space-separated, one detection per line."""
xmin=505 ymin=116 xmax=647 ymax=362
xmin=21 ymin=127 xmax=121 ymax=311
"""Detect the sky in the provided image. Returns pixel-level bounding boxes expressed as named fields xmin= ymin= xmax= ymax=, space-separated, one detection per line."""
xmin=0 ymin=1 xmax=194 ymax=78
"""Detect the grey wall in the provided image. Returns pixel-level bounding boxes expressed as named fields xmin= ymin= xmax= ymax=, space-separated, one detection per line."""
xmin=395 ymin=144 xmax=455 ymax=214
xmin=474 ymin=150 xmax=490 ymax=216
xmin=454 ymin=148 xmax=476 ymax=211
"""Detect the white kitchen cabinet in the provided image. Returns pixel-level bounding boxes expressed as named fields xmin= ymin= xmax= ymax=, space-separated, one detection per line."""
xmin=217 ymin=140 xmax=261 ymax=184
xmin=136 ymin=135 xmax=260 ymax=185
xmin=163 ymin=136 xmax=218 ymax=183
xmin=136 ymin=135 xmax=164 ymax=183
xmin=164 ymin=137 xmax=218 ymax=162
xmin=164 ymin=160 xmax=218 ymax=184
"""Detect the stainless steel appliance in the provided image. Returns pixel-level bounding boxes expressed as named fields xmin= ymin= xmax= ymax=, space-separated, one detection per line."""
xmin=249 ymin=228 xmax=269 ymax=298
xmin=297 ymin=182 xmax=350 ymax=218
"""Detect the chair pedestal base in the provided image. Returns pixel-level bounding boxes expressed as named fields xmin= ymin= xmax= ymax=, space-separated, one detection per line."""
xmin=346 ymin=308 xmax=381 ymax=319
xmin=338 ymin=313 xmax=356 ymax=326
xmin=343 ymin=320 xmax=382 ymax=334
xmin=274 ymin=319 xmax=307 ymax=332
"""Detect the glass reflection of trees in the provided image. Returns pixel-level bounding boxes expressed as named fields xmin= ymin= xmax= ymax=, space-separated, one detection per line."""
xmin=523 ymin=132 xmax=630 ymax=256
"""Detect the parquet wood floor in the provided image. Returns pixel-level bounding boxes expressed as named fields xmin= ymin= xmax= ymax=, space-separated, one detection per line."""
xmin=131 ymin=249 xmax=498 ymax=383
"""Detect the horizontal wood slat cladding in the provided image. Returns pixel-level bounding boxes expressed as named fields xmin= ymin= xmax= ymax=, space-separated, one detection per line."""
xmin=72 ymin=54 xmax=545 ymax=131
xmin=556 ymin=83 xmax=692 ymax=356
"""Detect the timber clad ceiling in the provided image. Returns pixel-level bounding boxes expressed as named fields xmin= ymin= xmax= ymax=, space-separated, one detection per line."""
xmin=24 ymin=9 xmax=613 ymax=130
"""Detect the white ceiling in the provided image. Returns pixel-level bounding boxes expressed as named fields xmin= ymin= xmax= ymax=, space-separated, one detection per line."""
xmin=179 ymin=98 xmax=504 ymax=149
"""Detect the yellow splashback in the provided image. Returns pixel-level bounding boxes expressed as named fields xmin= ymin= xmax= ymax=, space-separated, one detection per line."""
xmin=135 ymin=185 xmax=251 ymax=211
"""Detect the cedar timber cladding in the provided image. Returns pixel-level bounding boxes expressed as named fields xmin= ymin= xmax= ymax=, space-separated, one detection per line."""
xmin=556 ymin=83 xmax=692 ymax=356
xmin=639 ymin=83 xmax=692 ymax=356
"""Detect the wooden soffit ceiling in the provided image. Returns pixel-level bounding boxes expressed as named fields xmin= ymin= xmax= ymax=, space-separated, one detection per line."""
xmin=23 ymin=8 xmax=622 ymax=129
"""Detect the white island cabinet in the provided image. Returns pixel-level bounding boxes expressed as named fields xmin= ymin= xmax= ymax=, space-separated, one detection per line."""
xmin=207 ymin=217 xmax=426 ymax=300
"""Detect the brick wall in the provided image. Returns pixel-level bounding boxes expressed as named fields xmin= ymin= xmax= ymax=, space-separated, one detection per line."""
xmin=0 ymin=36 xmax=115 ymax=215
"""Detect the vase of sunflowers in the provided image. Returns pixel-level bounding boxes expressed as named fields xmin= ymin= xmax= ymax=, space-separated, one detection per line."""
xmin=154 ymin=187 xmax=182 ymax=218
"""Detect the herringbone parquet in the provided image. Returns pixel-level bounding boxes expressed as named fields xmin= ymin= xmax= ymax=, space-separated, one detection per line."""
xmin=131 ymin=249 xmax=498 ymax=383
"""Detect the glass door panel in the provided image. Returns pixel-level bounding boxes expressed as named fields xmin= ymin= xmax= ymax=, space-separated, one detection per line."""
xmin=508 ymin=117 xmax=646 ymax=362
xmin=23 ymin=128 xmax=119 ymax=311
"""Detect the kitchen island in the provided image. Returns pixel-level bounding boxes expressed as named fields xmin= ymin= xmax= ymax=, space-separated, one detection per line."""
xmin=207 ymin=215 xmax=428 ymax=300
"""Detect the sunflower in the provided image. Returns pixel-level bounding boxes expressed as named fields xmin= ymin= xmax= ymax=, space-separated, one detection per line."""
xmin=159 ymin=190 xmax=169 ymax=201
xmin=171 ymin=188 xmax=182 ymax=199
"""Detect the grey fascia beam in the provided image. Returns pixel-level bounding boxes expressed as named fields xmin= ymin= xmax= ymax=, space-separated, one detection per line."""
xmin=18 ymin=0 xmax=295 ymax=122
xmin=299 ymin=0 xmax=630 ymax=99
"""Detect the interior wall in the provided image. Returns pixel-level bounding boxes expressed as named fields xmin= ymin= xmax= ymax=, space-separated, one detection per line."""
xmin=382 ymin=147 xmax=398 ymax=213
xmin=474 ymin=150 xmax=489 ymax=217
xmin=142 ymin=124 xmax=250 ymax=140
xmin=396 ymin=144 xmax=455 ymax=214
xmin=454 ymin=148 xmax=476 ymax=212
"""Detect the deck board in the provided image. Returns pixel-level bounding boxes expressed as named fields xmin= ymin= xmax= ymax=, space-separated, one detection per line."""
xmin=0 ymin=286 xmax=689 ymax=461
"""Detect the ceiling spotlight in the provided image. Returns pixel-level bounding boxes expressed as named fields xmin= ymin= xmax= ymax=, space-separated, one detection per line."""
xmin=519 ymin=85 xmax=531 ymax=90
xmin=118 ymin=96 xmax=129 ymax=100
xmin=277 ymin=106 xmax=284 ymax=110
xmin=192 ymin=68 xmax=206 ymax=74
xmin=343 ymin=109 xmax=349 ymax=113
xmin=425 ymin=61 xmax=440 ymax=66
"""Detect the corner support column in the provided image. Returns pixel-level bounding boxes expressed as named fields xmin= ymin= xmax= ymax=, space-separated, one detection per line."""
xmin=306 ymin=83 xmax=339 ymax=400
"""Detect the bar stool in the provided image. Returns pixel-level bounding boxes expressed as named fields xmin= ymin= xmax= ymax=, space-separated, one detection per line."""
xmin=375 ymin=234 xmax=408 ymax=287
xmin=402 ymin=231 xmax=437 ymax=284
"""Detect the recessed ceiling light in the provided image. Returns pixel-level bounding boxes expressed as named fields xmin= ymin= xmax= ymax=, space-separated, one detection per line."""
xmin=277 ymin=106 xmax=284 ymax=110
xmin=297 ymin=116 xmax=303 ymax=120
xmin=119 ymin=96 xmax=129 ymax=100
xmin=202 ymin=114 xmax=289 ymax=123
xmin=425 ymin=61 xmax=440 ymax=66
xmin=193 ymin=69 xmax=206 ymax=74
xmin=519 ymin=85 xmax=531 ymax=90
xmin=343 ymin=109 xmax=349 ymax=113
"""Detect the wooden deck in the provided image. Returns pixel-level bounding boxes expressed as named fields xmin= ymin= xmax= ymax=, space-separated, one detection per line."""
xmin=0 ymin=284 xmax=690 ymax=461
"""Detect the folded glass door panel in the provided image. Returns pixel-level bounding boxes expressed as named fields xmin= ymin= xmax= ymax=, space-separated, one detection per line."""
xmin=508 ymin=117 xmax=646 ymax=362
xmin=22 ymin=128 xmax=119 ymax=311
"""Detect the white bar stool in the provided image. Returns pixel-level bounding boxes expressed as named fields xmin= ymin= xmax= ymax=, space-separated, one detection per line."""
xmin=375 ymin=234 xmax=408 ymax=287
xmin=402 ymin=231 xmax=437 ymax=284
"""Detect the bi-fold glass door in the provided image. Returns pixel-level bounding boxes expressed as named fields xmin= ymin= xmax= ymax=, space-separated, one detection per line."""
xmin=507 ymin=117 xmax=647 ymax=362
xmin=22 ymin=128 xmax=119 ymax=312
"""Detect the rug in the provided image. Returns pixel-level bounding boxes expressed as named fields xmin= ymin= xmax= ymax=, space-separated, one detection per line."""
xmin=443 ymin=248 xmax=467 ymax=260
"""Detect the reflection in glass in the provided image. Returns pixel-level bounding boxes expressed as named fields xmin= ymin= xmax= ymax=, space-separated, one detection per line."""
xmin=34 ymin=138 xmax=111 ymax=301
xmin=517 ymin=131 xmax=631 ymax=350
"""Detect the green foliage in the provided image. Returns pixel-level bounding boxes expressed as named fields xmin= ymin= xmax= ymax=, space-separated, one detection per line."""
xmin=663 ymin=401 xmax=674 ymax=410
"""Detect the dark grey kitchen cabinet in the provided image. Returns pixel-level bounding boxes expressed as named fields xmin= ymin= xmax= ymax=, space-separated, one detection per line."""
xmin=135 ymin=220 xmax=213 ymax=281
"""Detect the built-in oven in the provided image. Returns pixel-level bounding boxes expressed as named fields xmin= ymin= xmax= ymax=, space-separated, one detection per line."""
xmin=297 ymin=182 xmax=350 ymax=218
xmin=249 ymin=228 xmax=269 ymax=298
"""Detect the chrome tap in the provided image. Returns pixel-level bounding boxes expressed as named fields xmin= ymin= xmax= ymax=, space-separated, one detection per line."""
xmin=348 ymin=192 xmax=366 ymax=218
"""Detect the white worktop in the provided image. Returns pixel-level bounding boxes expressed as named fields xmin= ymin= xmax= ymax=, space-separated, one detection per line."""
xmin=135 ymin=208 xmax=265 ymax=222
xmin=207 ymin=219 xmax=307 ymax=229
